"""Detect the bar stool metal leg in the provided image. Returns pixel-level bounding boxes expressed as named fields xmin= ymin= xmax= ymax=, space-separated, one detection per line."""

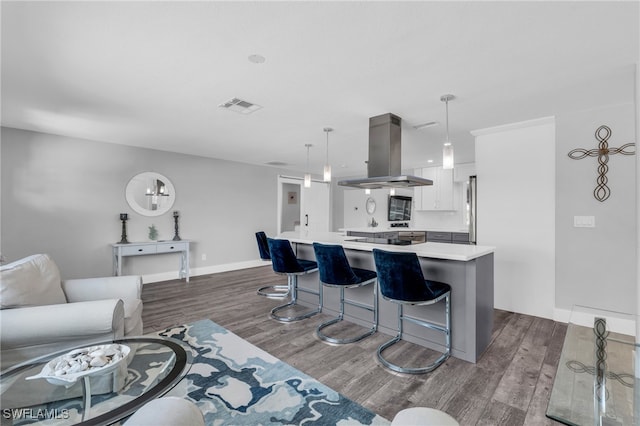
xmin=270 ymin=273 xmax=322 ymax=322
xmin=377 ymin=292 xmax=451 ymax=374
xmin=312 ymin=242 xmax=379 ymax=344
xmin=257 ymin=284 xmax=290 ymax=298
xmin=316 ymin=283 xmax=378 ymax=344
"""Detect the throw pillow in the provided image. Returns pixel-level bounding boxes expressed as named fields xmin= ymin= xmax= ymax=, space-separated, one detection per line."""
xmin=0 ymin=254 xmax=67 ymax=309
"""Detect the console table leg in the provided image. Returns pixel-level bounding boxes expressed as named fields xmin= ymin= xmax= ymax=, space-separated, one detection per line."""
xmin=185 ymin=249 xmax=190 ymax=282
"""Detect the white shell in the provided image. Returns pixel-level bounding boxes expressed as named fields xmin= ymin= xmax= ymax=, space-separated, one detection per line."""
xmin=90 ymin=356 xmax=108 ymax=367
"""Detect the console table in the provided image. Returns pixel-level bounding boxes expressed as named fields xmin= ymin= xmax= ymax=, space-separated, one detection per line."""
xmin=112 ymin=240 xmax=190 ymax=282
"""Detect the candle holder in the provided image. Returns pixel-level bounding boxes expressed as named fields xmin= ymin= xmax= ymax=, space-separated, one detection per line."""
xmin=119 ymin=213 xmax=129 ymax=244
xmin=172 ymin=211 xmax=181 ymax=241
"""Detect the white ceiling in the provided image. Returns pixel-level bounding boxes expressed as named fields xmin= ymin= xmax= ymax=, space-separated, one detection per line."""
xmin=2 ymin=1 xmax=638 ymax=177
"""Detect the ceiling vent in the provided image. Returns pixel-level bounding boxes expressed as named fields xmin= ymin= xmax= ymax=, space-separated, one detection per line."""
xmin=218 ymin=97 xmax=262 ymax=114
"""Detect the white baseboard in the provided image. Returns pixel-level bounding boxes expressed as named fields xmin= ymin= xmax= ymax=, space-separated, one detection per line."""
xmin=554 ymin=307 xmax=636 ymax=336
xmin=141 ymin=259 xmax=271 ymax=284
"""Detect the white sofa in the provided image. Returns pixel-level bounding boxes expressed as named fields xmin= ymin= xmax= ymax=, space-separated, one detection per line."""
xmin=0 ymin=254 xmax=143 ymax=371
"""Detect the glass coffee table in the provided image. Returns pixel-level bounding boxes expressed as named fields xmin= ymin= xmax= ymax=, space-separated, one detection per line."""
xmin=546 ymin=306 xmax=638 ymax=426
xmin=1 ymin=336 xmax=191 ymax=425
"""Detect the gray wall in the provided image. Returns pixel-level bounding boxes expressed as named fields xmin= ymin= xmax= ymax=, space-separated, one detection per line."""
xmin=1 ymin=127 xmax=285 ymax=280
xmin=3 ymin=95 xmax=637 ymax=316
xmin=556 ymin=102 xmax=637 ymax=314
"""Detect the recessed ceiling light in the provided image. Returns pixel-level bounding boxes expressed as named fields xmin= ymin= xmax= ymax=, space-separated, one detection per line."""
xmin=427 ymin=159 xmax=434 ymax=163
xmin=248 ymin=54 xmax=266 ymax=64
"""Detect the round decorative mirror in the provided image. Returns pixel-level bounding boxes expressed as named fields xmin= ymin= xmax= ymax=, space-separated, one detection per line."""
xmin=365 ymin=197 xmax=376 ymax=215
xmin=125 ymin=172 xmax=176 ymax=217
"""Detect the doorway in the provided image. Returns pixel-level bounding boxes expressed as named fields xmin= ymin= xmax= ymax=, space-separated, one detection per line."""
xmin=277 ymin=176 xmax=330 ymax=235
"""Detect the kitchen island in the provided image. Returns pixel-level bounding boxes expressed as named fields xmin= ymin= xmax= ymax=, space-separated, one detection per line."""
xmin=278 ymin=231 xmax=495 ymax=363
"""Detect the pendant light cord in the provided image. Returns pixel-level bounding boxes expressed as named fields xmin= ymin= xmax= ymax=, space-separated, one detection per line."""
xmin=323 ymin=128 xmax=332 ymax=163
xmin=440 ymin=94 xmax=454 ymax=144
xmin=445 ymin=98 xmax=450 ymax=144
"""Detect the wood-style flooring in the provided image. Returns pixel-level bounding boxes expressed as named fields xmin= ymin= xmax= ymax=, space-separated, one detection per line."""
xmin=141 ymin=266 xmax=566 ymax=425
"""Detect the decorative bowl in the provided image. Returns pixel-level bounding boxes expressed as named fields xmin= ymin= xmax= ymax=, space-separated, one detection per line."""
xmin=26 ymin=343 xmax=130 ymax=387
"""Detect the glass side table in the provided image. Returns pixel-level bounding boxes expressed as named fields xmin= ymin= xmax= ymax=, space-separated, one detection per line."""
xmin=546 ymin=305 xmax=638 ymax=426
xmin=1 ymin=336 xmax=191 ymax=426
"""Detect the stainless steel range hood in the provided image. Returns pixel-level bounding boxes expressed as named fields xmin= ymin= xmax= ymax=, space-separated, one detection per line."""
xmin=338 ymin=113 xmax=433 ymax=189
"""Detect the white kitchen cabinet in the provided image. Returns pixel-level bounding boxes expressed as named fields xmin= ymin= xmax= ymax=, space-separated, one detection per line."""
xmin=453 ymin=162 xmax=476 ymax=182
xmin=414 ymin=166 xmax=454 ymax=211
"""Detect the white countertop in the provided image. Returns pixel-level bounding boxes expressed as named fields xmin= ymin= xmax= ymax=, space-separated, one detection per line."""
xmin=278 ymin=231 xmax=494 ymax=262
xmin=341 ymin=227 xmax=470 ymax=233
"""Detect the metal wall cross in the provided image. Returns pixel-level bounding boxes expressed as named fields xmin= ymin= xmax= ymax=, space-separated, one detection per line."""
xmin=568 ymin=125 xmax=635 ymax=202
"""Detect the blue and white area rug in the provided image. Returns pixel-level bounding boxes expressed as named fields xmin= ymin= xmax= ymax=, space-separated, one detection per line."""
xmin=159 ymin=319 xmax=389 ymax=425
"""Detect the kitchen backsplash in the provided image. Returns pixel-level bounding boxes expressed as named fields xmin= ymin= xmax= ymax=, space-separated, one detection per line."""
xmin=343 ymin=186 xmax=467 ymax=231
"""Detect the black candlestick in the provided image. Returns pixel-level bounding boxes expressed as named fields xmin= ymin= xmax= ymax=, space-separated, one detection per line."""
xmin=119 ymin=213 xmax=129 ymax=244
xmin=172 ymin=211 xmax=181 ymax=241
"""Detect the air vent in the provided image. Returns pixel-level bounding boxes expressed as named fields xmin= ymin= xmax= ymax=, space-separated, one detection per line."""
xmin=218 ymin=97 xmax=262 ymax=114
xmin=266 ymin=161 xmax=288 ymax=166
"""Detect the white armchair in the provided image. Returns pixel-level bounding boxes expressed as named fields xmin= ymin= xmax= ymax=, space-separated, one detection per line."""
xmin=0 ymin=254 xmax=143 ymax=371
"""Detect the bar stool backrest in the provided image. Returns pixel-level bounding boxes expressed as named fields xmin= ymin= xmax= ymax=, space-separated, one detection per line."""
xmin=255 ymin=232 xmax=271 ymax=260
xmin=267 ymin=238 xmax=305 ymax=273
xmin=373 ymin=249 xmax=438 ymax=302
xmin=313 ymin=243 xmax=359 ymax=285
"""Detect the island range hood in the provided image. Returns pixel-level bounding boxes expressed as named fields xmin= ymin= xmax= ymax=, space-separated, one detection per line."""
xmin=338 ymin=113 xmax=433 ymax=189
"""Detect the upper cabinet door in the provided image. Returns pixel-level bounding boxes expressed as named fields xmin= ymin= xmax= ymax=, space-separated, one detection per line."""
xmin=414 ymin=166 xmax=454 ymax=211
xmin=453 ymin=162 xmax=477 ymax=182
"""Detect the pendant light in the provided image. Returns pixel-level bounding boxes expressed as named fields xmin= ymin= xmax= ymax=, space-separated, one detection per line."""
xmin=304 ymin=144 xmax=312 ymax=188
xmin=323 ymin=127 xmax=333 ymax=182
xmin=441 ymin=94 xmax=455 ymax=170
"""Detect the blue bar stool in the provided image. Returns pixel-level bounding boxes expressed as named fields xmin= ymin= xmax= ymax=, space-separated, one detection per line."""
xmin=372 ymin=248 xmax=451 ymax=374
xmin=313 ymin=243 xmax=378 ymax=344
xmin=255 ymin=232 xmax=289 ymax=298
xmin=268 ymin=238 xmax=321 ymax=322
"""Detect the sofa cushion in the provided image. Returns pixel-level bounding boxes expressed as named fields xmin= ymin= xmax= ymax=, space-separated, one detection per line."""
xmin=0 ymin=254 xmax=67 ymax=309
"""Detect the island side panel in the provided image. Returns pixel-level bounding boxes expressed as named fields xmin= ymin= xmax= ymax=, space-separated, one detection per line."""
xmin=475 ymin=252 xmax=494 ymax=358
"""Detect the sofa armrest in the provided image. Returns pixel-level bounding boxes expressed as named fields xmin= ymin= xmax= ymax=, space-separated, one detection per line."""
xmin=62 ymin=275 xmax=142 ymax=303
xmin=1 ymin=299 xmax=125 ymax=370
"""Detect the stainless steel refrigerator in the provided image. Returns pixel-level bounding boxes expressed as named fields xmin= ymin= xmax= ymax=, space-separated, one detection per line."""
xmin=468 ymin=175 xmax=477 ymax=244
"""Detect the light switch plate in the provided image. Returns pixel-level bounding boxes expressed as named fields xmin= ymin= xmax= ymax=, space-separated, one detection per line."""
xmin=574 ymin=216 xmax=595 ymax=228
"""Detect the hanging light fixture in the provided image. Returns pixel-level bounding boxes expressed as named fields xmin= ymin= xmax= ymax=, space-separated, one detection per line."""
xmin=323 ymin=127 xmax=333 ymax=182
xmin=441 ymin=94 xmax=455 ymax=170
xmin=365 ymin=188 xmax=371 ymax=195
xmin=304 ymin=144 xmax=312 ymax=188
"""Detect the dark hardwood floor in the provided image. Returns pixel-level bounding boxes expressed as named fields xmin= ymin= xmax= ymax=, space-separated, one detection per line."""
xmin=142 ymin=266 xmax=566 ymax=425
